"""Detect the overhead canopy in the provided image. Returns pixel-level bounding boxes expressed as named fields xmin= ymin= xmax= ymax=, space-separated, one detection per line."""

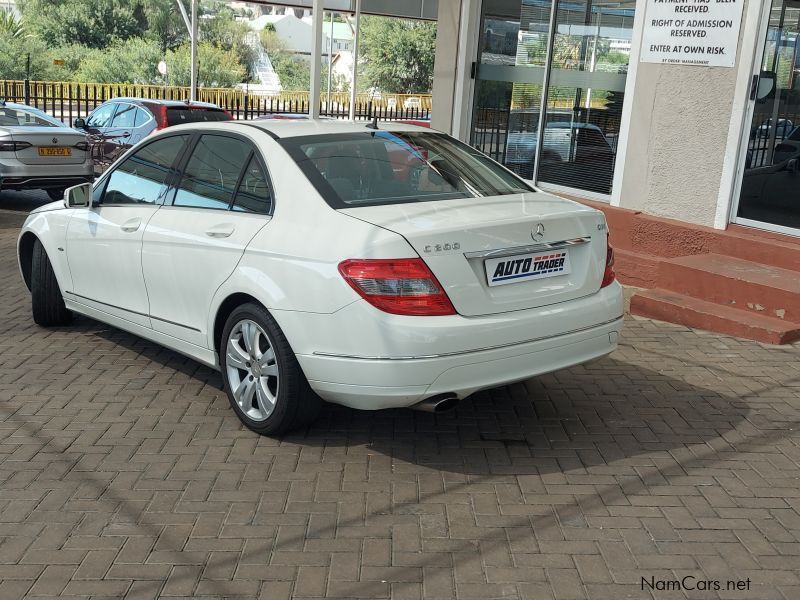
xmin=244 ymin=0 xmax=438 ymax=20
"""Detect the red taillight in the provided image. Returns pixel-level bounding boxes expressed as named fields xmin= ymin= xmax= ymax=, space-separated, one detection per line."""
xmin=601 ymin=237 xmax=616 ymax=288
xmin=155 ymin=105 xmax=169 ymax=130
xmin=338 ymin=258 xmax=456 ymax=316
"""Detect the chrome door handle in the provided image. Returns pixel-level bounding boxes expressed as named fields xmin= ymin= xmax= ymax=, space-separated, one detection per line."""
xmin=120 ymin=217 xmax=142 ymax=233
xmin=205 ymin=224 xmax=235 ymax=238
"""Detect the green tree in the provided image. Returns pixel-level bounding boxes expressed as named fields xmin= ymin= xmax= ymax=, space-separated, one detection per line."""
xmin=358 ymin=16 xmax=435 ymax=94
xmin=73 ymin=38 xmax=162 ymax=84
xmin=260 ymin=26 xmax=329 ymax=92
xmin=139 ymin=0 xmax=188 ymax=52
xmin=0 ymin=12 xmax=24 ymax=38
xmin=166 ymin=42 xmax=246 ymax=87
xmin=19 ymin=0 xmax=145 ymax=49
xmin=0 ymin=33 xmax=59 ymax=80
xmin=201 ymin=1 xmax=257 ymax=81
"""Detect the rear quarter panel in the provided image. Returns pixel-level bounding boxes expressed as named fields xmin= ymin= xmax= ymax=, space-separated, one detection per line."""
xmin=206 ymin=133 xmax=416 ymax=349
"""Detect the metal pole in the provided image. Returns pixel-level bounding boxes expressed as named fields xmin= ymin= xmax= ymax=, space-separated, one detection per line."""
xmin=532 ymin=2 xmax=559 ymax=184
xmin=327 ymin=11 xmax=334 ymax=111
xmin=348 ymin=0 xmax=361 ymax=121
xmin=190 ymin=0 xmax=198 ymax=101
xmin=309 ymin=0 xmax=324 ymax=118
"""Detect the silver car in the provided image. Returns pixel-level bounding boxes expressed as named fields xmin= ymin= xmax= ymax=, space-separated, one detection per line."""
xmin=0 ymin=102 xmax=93 ymax=200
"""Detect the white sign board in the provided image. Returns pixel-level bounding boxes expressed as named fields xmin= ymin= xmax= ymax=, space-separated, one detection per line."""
xmin=640 ymin=0 xmax=745 ymax=68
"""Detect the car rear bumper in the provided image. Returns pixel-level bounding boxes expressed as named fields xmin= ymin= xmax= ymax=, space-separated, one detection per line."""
xmin=285 ymin=282 xmax=624 ymax=410
xmin=298 ymin=316 xmax=622 ymax=410
xmin=0 ymin=159 xmax=93 ymax=189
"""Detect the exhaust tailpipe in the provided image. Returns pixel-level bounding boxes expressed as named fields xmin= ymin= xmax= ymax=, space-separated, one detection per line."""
xmin=412 ymin=393 xmax=459 ymax=413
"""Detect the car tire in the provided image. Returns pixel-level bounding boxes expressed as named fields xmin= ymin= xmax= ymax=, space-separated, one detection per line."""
xmin=31 ymin=239 xmax=72 ymax=327
xmin=46 ymin=189 xmax=66 ymax=201
xmin=220 ymin=303 xmax=321 ymax=435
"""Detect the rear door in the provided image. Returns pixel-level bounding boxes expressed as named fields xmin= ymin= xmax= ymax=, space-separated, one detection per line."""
xmin=141 ymin=133 xmax=272 ymax=347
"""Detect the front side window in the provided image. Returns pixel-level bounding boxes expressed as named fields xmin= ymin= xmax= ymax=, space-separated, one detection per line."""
xmin=87 ymin=104 xmax=116 ymax=128
xmin=102 ymin=135 xmax=188 ymax=205
xmin=280 ymin=131 xmax=532 ymax=208
xmin=173 ymin=135 xmax=252 ymax=210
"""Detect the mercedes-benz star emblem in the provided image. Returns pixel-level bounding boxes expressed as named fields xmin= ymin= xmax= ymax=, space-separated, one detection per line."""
xmin=531 ymin=223 xmax=545 ymax=241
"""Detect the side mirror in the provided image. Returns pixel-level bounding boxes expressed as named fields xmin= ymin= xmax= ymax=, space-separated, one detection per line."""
xmin=73 ymin=118 xmax=86 ymax=129
xmin=64 ymin=183 xmax=92 ymax=208
xmin=756 ymin=71 xmax=776 ymax=101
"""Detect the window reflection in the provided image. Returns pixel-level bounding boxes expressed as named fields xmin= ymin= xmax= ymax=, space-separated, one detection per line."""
xmin=470 ymin=0 xmax=636 ymax=196
xmin=103 ymin=136 xmax=188 ymax=205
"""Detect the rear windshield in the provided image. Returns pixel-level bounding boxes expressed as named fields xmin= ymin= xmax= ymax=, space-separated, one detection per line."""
xmin=0 ymin=107 xmax=62 ymax=128
xmin=165 ymin=107 xmax=231 ymax=126
xmin=279 ymin=131 xmax=532 ymax=208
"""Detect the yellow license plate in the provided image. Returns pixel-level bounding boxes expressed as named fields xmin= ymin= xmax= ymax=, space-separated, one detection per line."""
xmin=38 ymin=147 xmax=71 ymax=156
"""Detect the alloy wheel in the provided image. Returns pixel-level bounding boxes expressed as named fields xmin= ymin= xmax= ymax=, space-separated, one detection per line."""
xmin=225 ymin=319 xmax=280 ymax=422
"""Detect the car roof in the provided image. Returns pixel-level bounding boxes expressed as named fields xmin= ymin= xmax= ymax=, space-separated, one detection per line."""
xmin=104 ymin=98 xmax=222 ymax=109
xmin=176 ymin=119 xmax=436 ymax=139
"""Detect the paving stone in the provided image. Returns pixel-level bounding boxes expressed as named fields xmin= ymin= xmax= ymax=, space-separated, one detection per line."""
xmin=1 ymin=206 xmax=799 ymax=599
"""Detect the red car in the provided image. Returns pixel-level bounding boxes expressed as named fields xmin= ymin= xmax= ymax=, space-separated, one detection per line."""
xmin=74 ymin=99 xmax=231 ymax=173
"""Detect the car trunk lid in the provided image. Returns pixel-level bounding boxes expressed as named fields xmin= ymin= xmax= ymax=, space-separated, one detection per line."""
xmin=340 ymin=192 xmax=608 ymax=317
xmin=6 ymin=127 xmax=88 ymax=165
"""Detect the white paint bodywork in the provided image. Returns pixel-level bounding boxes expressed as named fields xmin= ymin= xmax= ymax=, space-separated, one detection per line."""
xmin=18 ymin=120 xmax=623 ymax=410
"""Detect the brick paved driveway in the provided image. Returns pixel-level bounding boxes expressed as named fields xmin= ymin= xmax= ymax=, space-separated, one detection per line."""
xmin=1 ymin=205 xmax=800 ymax=600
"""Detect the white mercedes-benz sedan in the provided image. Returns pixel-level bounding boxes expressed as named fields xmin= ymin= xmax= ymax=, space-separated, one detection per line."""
xmin=17 ymin=120 xmax=623 ymax=434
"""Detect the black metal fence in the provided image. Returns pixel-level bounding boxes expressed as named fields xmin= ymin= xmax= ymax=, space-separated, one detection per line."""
xmin=1 ymin=80 xmax=432 ymax=125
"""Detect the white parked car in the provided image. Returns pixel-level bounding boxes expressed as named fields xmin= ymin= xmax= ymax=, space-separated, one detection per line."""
xmin=17 ymin=120 xmax=623 ymax=435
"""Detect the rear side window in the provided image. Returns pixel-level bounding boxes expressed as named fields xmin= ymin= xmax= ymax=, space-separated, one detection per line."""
xmin=101 ymin=135 xmax=188 ymax=205
xmin=173 ymin=135 xmax=252 ymax=210
xmin=232 ymin=156 xmax=272 ymax=214
xmin=280 ymin=131 xmax=532 ymax=209
xmin=134 ymin=107 xmax=151 ymax=127
xmin=166 ymin=107 xmax=230 ymax=126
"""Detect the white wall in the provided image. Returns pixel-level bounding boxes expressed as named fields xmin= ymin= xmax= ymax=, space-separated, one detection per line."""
xmin=615 ymin=0 xmax=761 ymax=229
xmin=431 ymin=0 xmax=462 ymax=133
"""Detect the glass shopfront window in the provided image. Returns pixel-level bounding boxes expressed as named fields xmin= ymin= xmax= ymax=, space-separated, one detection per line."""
xmin=736 ymin=0 xmax=800 ymax=232
xmin=470 ymin=0 xmax=635 ymax=196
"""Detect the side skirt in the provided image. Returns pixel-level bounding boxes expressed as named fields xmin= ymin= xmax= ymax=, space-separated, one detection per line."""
xmin=64 ymin=297 xmax=220 ymax=370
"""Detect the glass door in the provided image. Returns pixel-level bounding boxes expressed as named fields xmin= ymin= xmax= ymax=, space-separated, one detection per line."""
xmin=736 ymin=0 xmax=800 ymax=233
xmin=469 ymin=0 xmax=636 ymax=197
xmin=470 ymin=1 xmax=554 ymax=179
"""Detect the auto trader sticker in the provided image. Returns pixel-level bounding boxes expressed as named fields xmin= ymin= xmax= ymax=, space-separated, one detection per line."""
xmin=485 ymin=250 xmax=571 ymax=287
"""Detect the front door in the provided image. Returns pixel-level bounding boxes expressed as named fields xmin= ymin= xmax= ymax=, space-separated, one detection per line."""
xmin=735 ymin=0 xmax=800 ymax=234
xmin=66 ymin=134 xmax=190 ymax=327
